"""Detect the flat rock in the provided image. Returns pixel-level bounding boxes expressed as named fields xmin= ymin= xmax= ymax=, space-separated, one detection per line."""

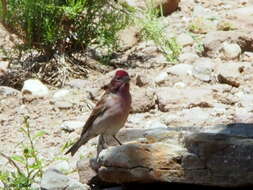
xmin=82 ymin=124 xmax=253 ymax=187
xmin=156 ymin=87 xmax=212 ymax=112
xmin=97 ymin=143 xmax=185 ymax=183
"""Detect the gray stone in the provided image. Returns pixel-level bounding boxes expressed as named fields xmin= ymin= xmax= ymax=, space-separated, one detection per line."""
xmin=167 ymin=64 xmax=193 ymax=76
xmin=178 ymin=53 xmax=199 ymax=64
xmin=41 ymin=169 xmax=90 ymax=190
xmin=176 ymin=33 xmax=194 ymax=47
xmin=192 ymin=58 xmax=214 ymax=82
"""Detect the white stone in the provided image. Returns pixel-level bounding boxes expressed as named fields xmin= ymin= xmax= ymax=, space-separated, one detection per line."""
xmin=53 ymin=89 xmax=70 ymax=100
xmin=174 ymin=82 xmax=186 ymax=88
xmin=22 ymin=79 xmax=49 ymax=97
xmin=176 ymin=33 xmax=194 ymax=47
xmin=222 ymin=42 xmax=241 ymax=60
xmin=60 ymin=120 xmax=84 ymax=132
xmin=155 ymin=72 xmax=169 ymax=84
xmin=167 ymin=64 xmax=193 ymax=76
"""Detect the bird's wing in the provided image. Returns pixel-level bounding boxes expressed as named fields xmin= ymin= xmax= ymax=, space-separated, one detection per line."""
xmin=80 ymin=92 xmax=109 ymax=136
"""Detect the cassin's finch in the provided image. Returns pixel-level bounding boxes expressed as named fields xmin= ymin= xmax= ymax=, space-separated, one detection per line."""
xmin=65 ymin=70 xmax=132 ymax=156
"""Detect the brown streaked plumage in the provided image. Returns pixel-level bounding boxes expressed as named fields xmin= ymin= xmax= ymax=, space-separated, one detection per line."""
xmin=65 ymin=70 xmax=132 ymax=156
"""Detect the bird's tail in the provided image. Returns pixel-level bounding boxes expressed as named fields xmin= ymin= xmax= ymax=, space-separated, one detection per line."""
xmin=65 ymin=138 xmax=86 ymax=156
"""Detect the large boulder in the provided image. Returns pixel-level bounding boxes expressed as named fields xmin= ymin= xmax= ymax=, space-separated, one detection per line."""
xmin=78 ymin=124 xmax=253 ymax=187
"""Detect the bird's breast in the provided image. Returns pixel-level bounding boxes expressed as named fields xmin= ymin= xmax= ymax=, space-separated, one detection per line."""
xmin=92 ymin=93 xmax=131 ymax=135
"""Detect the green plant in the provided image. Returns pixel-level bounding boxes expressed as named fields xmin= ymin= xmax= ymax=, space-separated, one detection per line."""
xmin=217 ymin=20 xmax=236 ymax=31
xmin=134 ymin=1 xmax=181 ymax=62
xmin=189 ymin=33 xmax=204 ymax=55
xmin=0 ymin=116 xmax=46 ymax=189
xmin=0 ymin=0 xmax=130 ymax=57
xmin=188 ymin=17 xmax=208 ymax=34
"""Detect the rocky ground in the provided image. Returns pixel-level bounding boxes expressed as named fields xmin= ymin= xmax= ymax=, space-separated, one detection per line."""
xmin=1 ymin=0 xmax=253 ymax=189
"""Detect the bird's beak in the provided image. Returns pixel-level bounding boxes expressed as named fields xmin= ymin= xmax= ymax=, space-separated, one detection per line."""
xmin=122 ymin=76 xmax=130 ymax=83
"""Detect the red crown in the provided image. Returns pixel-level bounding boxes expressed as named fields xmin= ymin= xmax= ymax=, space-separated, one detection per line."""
xmin=115 ymin=70 xmax=129 ymax=78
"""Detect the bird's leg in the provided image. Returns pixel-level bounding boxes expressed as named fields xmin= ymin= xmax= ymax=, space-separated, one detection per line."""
xmin=112 ymin=135 xmax=122 ymax=145
xmin=97 ymin=135 xmax=108 ymax=158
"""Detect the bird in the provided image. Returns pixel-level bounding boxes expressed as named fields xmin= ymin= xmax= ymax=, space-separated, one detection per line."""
xmin=65 ymin=70 xmax=132 ymax=156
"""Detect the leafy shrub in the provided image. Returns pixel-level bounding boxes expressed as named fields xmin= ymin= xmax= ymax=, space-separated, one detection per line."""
xmin=134 ymin=2 xmax=181 ymax=62
xmin=0 ymin=0 xmax=130 ymax=56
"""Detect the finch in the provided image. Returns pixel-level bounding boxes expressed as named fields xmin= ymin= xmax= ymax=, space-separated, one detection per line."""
xmin=65 ymin=70 xmax=132 ymax=156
